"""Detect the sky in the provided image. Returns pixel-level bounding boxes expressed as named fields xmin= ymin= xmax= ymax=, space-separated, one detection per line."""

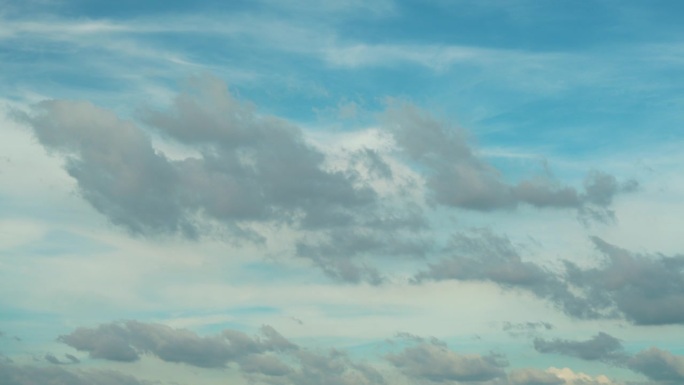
xmin=1 ymin=1 xmax=684 ymax=384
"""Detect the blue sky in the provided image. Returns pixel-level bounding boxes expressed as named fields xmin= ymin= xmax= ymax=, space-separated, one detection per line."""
xmin=2 ymin=1 xmax=684 ymax=384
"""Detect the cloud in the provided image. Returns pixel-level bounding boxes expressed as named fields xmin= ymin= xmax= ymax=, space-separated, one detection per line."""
xmin=564 ymin=237 xmax=684 ymax=325
xmin=508 ymin=368 xmax=564 ymax=385
xmin=44 ymin=353 xmax=80 ymax=365
xmin=16 ymin=75 xmax=437 ymax=283
xmin=238 ymin=353 xmax=293 ymax=376
xmin=15 ymin=74 xmax=642 ymax=288
xmin=387 ymin=338 xmax=507 ymax=383
xmin=532 ymin=334 xmax=684 ymax=384
xmin=546 ymin=367 xmax=620 ymax=385
xmin=58 ymin=321 xmax=296 ymax=369
xmin=0 ymin=361 xmax=148 ymax=385
xmin=295 ymin=214 xmax=430 ymax=284
xmin=15 ymin=98 xmax=193 ymax=237
xmin=412 ymin=229 xmax=591 ymax=318
xmin=502 ymin=321 xmax=554 ymax=338
xmin=59 ymin=320 xmax=385 ymax=384
xmin=383 ymin=102 xmax=636 ymax=216
xmin=627 ymin=348 xmax=684 ymax=384
xmin=17 ymin=75 xmax=376 ymax=240
xmin=283 ymin=349 xmax=386 ymax=385
xmin=414 ymin=230 xmax=553 ymax=287
xmin=414 ymin=230 xmax=684 ymax=325
xmin=533 ymin=332 xmax=627 ymax=364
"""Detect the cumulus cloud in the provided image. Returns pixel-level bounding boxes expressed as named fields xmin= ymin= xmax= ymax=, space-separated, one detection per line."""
xmin=283 ymin=349 xmax=386 ymax=385
xmin=296 ymin=214 xmax=430 ymax=284
xmin=17 ymin=99 xmax=190 ymax=236
xmin=546 ymin=367 xmax=619 ymax=385
xmin=413 ymin=229 xmax=553 ymax=287
xmin=15 ymin=76 xmax=444 ymax=284
xmin=532 ymin=333 xmax=684 ymax=384
xmin=412 ymin=229 xmax=595 ymax=319
xmin=25 ymin=320 xmax=682 ymax=385
xmin=59 ymin=320 xmax=386 ymax=384
xmin=15 ymin=74 xmax=640 ymax=287
xmin=533 ymin=332 xmax=627 ymax=364
xmin=59 ymin=321 xmax=296 ymax=369
xmin=17 ymin=75 xmax=375 ymax=240
xmin=627 ymin=347 xmax=684 ymax=384
xmin=387 ymin=338 xmax=507 ymax=383
xmin=564 ymin=236 xmax=684 ymax=325
xmin=414 ymin=230 xmax=684 ymax=325
xmin=508 ymin=368 xmax=564 ymax=385
xmin=383 ymin=102 xmax=636 ymax=215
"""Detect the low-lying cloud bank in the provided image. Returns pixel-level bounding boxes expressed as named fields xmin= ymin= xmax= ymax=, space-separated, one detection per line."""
xmin=6 ymin=320 xmax=676 ymax=385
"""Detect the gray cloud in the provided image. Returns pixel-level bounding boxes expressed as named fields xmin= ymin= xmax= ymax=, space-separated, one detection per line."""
xmin=65 ymin=354 xmax=80 ymax=364
xmin=238 ymin=353 xmax=292 ymax=377
xmin=413 ymin=230 xmax=552 ymax=287
xmin=508 ymin=368 xmax=564 ymax=385
xmin=414 ymin=230 xmax=684 ymax=325
xmin=0 ymin=361 xmax=148 ymax=385
xmin=284 ymin=349 xmax=386 ymax=385
xmin=294 ymin=199 xmax=430 ymax=284
xmin=627 ymin=347 xmax=684 ymax=384
xmin=57 ymin=321 xmax=386 ymax=384
xmin=565 ymin=237 xmax=684 ymax=325
xmin=140 ymin=75 xmax=376 ymax=230
xmin=383 ymin=103 xmax=636 ymax=216
xmin=16 ymin=76 xmax=449 ymax=283
xmin=43 ymin=353 xmax=80 ymax=365
xmin=531 ymin=333 xmax=684 ymax=384
xmin=533 ymin=332 xmax=627 ymax=364
xmin=16 ymin=75 xmax=641 ymax=289
xmin=296 ymin=213 xmax=430 ymax=284
xmin=45 ymin=354 xmax=63 ymax=365
xmin=17 ymin=99 xmax=190 ymax=237
xmin=387 ymin=338 xmax=507 ymax=383
xmin=59 ymin=321 xmax=296 ymax=369
xmin=413 ymin=230 xmax=596 ymax=319
xmin=583 ymin=171 xmax=638 ymax=206
xmin=502 ymin=322 xmax=554 ymax=338
xmin=18 ymin=75 xmax=375 ymax=240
